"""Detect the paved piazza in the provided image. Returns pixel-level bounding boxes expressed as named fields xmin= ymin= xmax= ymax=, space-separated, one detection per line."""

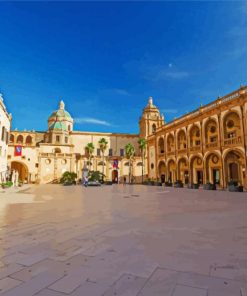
xmin=0 ymin=185 xmax=247 ymax=295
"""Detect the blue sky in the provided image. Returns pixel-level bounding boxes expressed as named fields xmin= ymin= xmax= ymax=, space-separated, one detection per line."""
xmin=0 ymin=1 xmax=247 ymax=133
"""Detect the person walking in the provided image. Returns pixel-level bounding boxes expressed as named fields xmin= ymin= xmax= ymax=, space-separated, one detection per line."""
xmin=84 ymin=175 xmax=88 ymax=187
xmin=123 ymin=176 xmax=126 ymax=185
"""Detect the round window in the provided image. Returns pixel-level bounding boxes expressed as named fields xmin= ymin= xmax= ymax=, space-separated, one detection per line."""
xmin=227 ymin=120 xmax=234 ymax=128
xmin=45 ymin=159 xmax=51 ymax=164
xmin=210 ymin=126 xmax=216 ymax=133
xmin=61 ymin=159 xmax=67 ymax=165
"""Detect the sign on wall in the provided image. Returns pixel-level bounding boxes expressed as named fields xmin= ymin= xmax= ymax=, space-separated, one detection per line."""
xmin=113 ymin=159 xmax=118 ymax=169
xmin=14 ymin=145 xmax=22 ymax=156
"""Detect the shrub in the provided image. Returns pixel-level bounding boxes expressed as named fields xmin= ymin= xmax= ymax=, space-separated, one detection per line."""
xmin=60 ymin=172 xmax=77 ymax=184
xmin=88 ymin=171 xmax=105 ymax=182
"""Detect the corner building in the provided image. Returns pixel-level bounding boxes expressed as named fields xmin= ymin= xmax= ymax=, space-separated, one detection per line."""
xmin=148 ymin=86 xmax=247 ymax=189
xmin=0 ymin=94 xmax=11 ymax=182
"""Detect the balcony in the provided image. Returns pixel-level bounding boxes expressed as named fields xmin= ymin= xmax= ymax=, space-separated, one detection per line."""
xmin=224 ymin=137 xmax=242 ymax=146
xmin=167 ymin=150 xmax=175 ymax=157
xmin=40 ymin=153 xmax=73 ymax=158
xmin=177 ymin=148 xmax=187 ymax=155
xmin=205 ymin=142 xmax=219 ymax=149
xmin=189 ymin=145 xmax=201 ymax=153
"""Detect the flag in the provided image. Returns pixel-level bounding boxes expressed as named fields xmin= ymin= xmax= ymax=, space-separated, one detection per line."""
xmin=113 ymin=159 xmax=118 ymax=169
xmin=15 ymin=145 xmax=22 ymax=156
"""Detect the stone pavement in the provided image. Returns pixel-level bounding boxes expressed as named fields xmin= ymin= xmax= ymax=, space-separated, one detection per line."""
xmin=0 ymin=184 xmax=247 ymax=295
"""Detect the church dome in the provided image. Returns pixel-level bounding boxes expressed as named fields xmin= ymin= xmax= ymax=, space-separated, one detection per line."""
xmin=48 ymin=100 xmax=73 ymax=131
xmin=48 ymin=100 xmax=72 ymax=121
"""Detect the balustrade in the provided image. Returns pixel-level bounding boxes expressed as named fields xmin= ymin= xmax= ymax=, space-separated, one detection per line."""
xmin=224 ymin=137 xmax=242 ymax=146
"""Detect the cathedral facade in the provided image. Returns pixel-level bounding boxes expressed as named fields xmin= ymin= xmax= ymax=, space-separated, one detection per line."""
xmin=7 ymin=100 xmax=157 ymax=184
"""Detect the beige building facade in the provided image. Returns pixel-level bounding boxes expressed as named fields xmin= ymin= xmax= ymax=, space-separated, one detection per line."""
xmin=148 ymin=86 xmax=247 ymax=189
xmin=5 ymin=86 xmax=247 ymax=189
xmin=0 ymin=94 xmax=11 ymax=182
xmin=8 ymin=100 xmax=153 ymax=184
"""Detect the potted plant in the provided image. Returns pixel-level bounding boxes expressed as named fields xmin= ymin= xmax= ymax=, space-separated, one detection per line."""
xmin=174 ymin=180 xmax=183 ymax=188
xmin=60 ymin=171 xmax=77 ymax=186
xmin=165 ymin=181 xmax=173 ymax=187
xmin=154 ymin=178 xmax=162 ymax=186
xmin=203 ymin=182 xmax=216 ymax=190
xmin=192 ymin=183 xmax=199 ymax=189
xmin=228 ymin=180 xmax=243 ymax=192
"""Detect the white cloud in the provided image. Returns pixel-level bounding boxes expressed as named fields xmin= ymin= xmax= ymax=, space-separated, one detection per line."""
xmin=112 ymin=88 xmax=131 ymax=96
xmin=74 ymin=117 xmax=112 ymax=126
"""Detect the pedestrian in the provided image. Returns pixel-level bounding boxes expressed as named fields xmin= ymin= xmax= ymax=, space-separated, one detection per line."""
xmin=84 ymin=175 xmax=88 ymax=187
xmin=123 ymin=176 xmax=126 ymax=185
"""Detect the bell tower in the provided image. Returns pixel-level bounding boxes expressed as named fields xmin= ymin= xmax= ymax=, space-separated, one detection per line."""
xmin=139 ymin=97 xmax=164 ymax=138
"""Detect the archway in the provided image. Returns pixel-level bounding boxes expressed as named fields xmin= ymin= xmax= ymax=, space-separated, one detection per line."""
xmin=167 ymin=159 xmax=176 ymax=183
xmin=223 ymin=111 xmax=241 ymax=144
xmin=205 ymin=153 xmax=221 ymax=185
xmin=177 ymin=158 xmax=189 ymax=184
xmin=11 ymin=161 xmax=29 ymax=183
xmin=167 ymin=134 xmax=175 ymax=152
xmin=177 ymin=130 xmax=187 ymax=150
xmin=190 ymin=155 xmax=203 ymax=184
xmin=204 ymin=119 xmax=218 ymax=147
xmin=224 ymin=150 xmax=245 ymax=185
xmin=158 ymin=137 xmax=165 ymax=154
xmin=190 ymin=125 xmax=200 ymax=148
xmin=112 ymin=170 xmax=118 ymax=183
xmin=158 ymin=161 xmax=166 ymax=183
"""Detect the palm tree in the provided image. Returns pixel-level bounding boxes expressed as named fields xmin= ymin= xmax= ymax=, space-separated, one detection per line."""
xmin=85 ymin=142 xmax=95 ymax=171
xmin=98 ymin=138 xmax=108 ymax=177
xmin=125 ymin=143 xmax=135 ymax=184
xmin=138 ymin=138 xmax=147 ymax=184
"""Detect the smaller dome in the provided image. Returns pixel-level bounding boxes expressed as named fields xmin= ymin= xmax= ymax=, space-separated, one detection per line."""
xmin=144 ymin=96 xmax=159 ymax=112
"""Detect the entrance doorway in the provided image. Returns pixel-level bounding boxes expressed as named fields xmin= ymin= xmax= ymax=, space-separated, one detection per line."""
xmin=161 ymin=174 xmax=165 ymax=183
xmin=213 ymin=169 xmax=220 ymax=184
xmin=112 ymin=170 xmax=118 ymax=183
xmin=229 ymin=163 xmax=239 ymax=181
xmin=197 ymin=170 xmax=203 ymax=184
xmin=11 ymin=161 xmax=29 ymax=183
xmin=184 ymin=170 xmax=189 ymax=184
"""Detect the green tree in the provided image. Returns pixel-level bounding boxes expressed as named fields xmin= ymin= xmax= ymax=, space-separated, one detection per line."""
xmin=125 ymin=143 xmax=135 ymax=184
xmin=85 ymin=142 xmax=95 ymax=171
xmin=98 ymin=138 xmax=108 ymax=178
xmin=138 ymin=138 xmax=147 ymax=183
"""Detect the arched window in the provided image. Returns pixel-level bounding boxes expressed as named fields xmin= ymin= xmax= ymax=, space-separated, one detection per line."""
xmin=10 ymin=134 xmax=14 ymax=143
xmin=26 ymin=135 xmax=32 ymax=145
xmin=54 ymin=147 xmax=61 ymax=153
xmin=167 ymin=134 xmax=175 ymax=152
xmin=152 ymin=124 xmax=156 ymax=134
xmin=223 ymin=112 xmax=241 ymax=141
xmin=158 ymin=137 xmax=165 ymax=154
xmin=190 ymin=125 xmax=200 ymax=147
xmin=16 ymin=134 xmax=23 ymax=144
xmin=177 ymin=130 xmax=187 ymax=150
